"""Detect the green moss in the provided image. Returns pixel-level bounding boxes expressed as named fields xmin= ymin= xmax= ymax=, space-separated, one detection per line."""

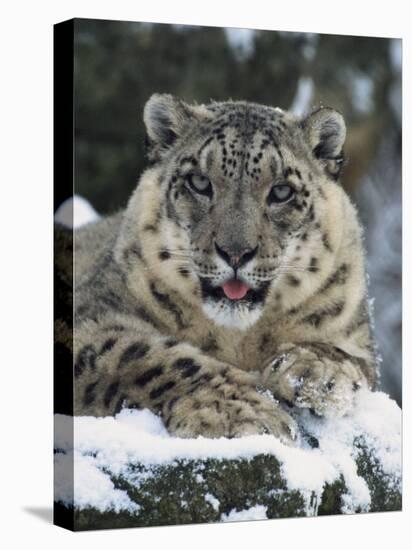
xmin=317 ymin=477 xmax=347 ymax=516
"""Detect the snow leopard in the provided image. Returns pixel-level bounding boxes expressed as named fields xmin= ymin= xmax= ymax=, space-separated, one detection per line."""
xmin=55 ymin=94 xmax=377 ymax=443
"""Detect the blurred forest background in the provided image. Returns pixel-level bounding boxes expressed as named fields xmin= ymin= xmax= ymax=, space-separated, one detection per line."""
xmin=70 ymin=19 xmax=402 ymax=404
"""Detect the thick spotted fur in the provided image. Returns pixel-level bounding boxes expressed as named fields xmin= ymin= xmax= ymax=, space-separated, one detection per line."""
xmin=65 ymin=94 xmax=377 ymax=443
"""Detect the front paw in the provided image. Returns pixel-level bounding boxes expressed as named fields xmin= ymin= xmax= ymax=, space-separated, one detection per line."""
xmin=263 ymin=344 xmax=366 ymax=418
xmin=229 ymin=392 xmax=298 ymax=443
xmin=165 ymin=388 xmax=297 ymax=444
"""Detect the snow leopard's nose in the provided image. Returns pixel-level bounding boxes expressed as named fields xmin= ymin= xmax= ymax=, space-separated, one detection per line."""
xmin=214 ymin=242 xmax=258 ymax=270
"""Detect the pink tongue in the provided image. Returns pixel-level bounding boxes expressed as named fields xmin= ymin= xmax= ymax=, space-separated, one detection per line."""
xmin=222 ymin=279 xmax=250 ymax=300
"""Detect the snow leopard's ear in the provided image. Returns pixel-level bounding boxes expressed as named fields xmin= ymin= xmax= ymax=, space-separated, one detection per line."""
xmin=301 ymin=107 xmax=346 ymax=180
xmin=144 ymin=94 xmax=196 ymax=162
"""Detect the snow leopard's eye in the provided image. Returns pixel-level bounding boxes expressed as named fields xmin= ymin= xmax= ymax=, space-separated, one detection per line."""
xmin=186 ymin=174 xmax=213 ymax=198
xmin=267 ymin=183 xmax=295 ymax=204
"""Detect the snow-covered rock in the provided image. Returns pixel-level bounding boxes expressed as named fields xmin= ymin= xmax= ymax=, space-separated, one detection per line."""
xmin=54 ymin=390 xmax=401 ymax=530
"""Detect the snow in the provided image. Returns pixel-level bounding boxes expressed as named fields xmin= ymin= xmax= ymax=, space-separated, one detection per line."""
xmin=204 ymin=493 xmax=220 ymax=512
xmin=289 ymin=77 xmax=314 ymax=117
xmin=301 ymin=33 xmax=318 ymax=62
xmin=220 ymin=505 xmax=268 ymax=522
xmin=54 ymin=195 xmax=100 ymax=228
xmin=54 ymin=390 xmax=401 ymax=517
xmin=350 ymin=71 xmax=374 ymax=115
xmin=295 ymin=390 xmax=401 ymax=513
xmin=55 ymin=452 xmax=140 ymax=514
xmin=225 ymin=28 xmax=256 ymax=60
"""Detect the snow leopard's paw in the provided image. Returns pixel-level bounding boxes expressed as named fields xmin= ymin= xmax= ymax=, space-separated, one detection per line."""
xmin=262 ymin=343 xmax=367 ymax=418
xmin=165 ymin=384 xmax=297 ymax=444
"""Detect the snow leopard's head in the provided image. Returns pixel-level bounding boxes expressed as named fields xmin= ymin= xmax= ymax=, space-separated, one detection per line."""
xmin=126 ymin=94 xmax=346 ymax=330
